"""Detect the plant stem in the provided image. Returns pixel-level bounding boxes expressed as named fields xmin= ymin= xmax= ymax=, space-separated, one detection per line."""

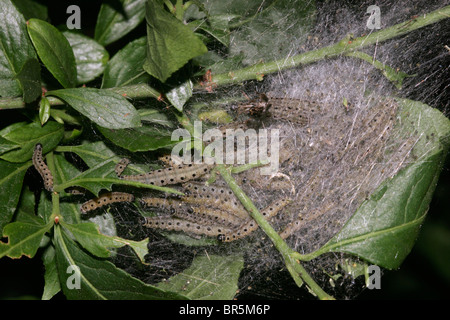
xmin=215 ymin=164 xmax=334 ymax=300
xmin=45 ymin=151 xmax=61 ymax=223
xmin=174 ymin=106 xmax=334 ymax=299
xmin=206 ymin=4 xmax=450 ymax=87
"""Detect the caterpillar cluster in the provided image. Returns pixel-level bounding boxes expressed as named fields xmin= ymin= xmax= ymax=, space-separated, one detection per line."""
xmin=32 ymin=143 xmax=54 ymax=192
xmin=143 ymin=196 xmax=291 ymax=242
xmin=140 ymin=197 xmax=246 ymax=228
xmin=181 ymin=182 xmax=249 ymax=219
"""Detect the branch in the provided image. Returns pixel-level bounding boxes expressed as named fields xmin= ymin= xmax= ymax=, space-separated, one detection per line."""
xmin=205 ymin=5 xmax=450 ymax=87
xmin=215 ymin=164 xmax=335 ymax=300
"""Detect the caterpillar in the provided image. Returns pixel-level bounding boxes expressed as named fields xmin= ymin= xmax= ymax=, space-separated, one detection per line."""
xmin=140 ymin=197 xmax=246 ymax=228
xmin=115 ymin=158 xmax=213 ymax=187
xmin=143 ymin=217 xmax=235 ymax=238
xmin=80 ymin=192 xmax=135 ymax=213
xmin=265 ymin=95 xmax=324 ymax=125
xmin=218 ymin=197 xmax=291 ymax=242
xmin=181 ymin=182 xmax=249 ymax=220
xmin=33 ymin=143 xmax=54 ymax=191
xmin=144 ymin=197 xmax=290 ymax=242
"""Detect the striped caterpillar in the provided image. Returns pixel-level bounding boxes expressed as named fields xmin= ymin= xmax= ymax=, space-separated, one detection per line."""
xmin=234 ymin=94 xmax=324 ymax=126
xmin=143 ymin=197 xmax=290 ymax=242
xmin=80 ymin=192 xmax=135 ymax=213
xmin=33 ymin=143 xmax=54 ymax=191
xmin=218 ymin=197 xmax=291 ymax=242
xmin=115 ymin=158 xmax=213 ymax=187
xmin=181 ymin=182 xmax=249 ymax=220
xmin=140 ymin=197 xmax=246 ymax=228
xmin=143 ymin=217 xmax=235 ymax=238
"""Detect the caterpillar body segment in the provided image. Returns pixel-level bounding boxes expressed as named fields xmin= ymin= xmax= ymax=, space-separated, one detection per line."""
xmin=33 ymin=143 xmax=54 ymax=192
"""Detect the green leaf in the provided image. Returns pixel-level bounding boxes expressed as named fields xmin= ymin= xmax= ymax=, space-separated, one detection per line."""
xmin=54 ymin=227 xmax=187 ymax=299
xmin=58 ymin=141 xmax=116 ymax=168
xmin=27 ymin=18 xmax=77 ymax=88
xmin=98 ymin=124 xmax=176 ymax=152
xmin=61 ymin=221 xmax=149 ymax=264
xmin=0 ymin=219 xmax=53 ymax=259
xmin=0 ymin=136 xmax=20 ymax=155
xmin=46 ymin=87 xmax=141 ymax=129
xmin=14 ymin=187 xmax=38 ymax=222
xmin=0 ymin=160 xmax=29 ymax=234
xmin=56 ymin=158 xmax=181 ymax=196
xmin=94 ymin=0 xmax=146 ymax=46
xmin=58 ymin=141 xmax=149 ymax=176
xmin=58 ymin=158 xmax=120 ymax=196
xmin=188 ymin=19 xmax=230 ymax=47
xmin=15 ymin=57 xmax=41 ymax=103
xmin=52 ymin=153 xmax=83 ymax=199
xmin=166 ymin=80 xmax=193 ymax=112
xmin=11 ymin=0 xmax=48 ymax=20
xmin=61 ymin=222 xmax=127 ymax=258
xmin=39 ymin=96 xmax=51 ymax=125
xmin=143 ymin=0 xmax=208 ymax=83
xmin=101 ymin=36 xmax=149 ymax=88
xmin=156 ymin=254 xmax=244 ymax=300
xmin=310 ymin=99 xmax=450 ymax=269
xmin=41 ymin=245 xmax=61 ymax=300
xmin=138 ymin=108 xmax=175 ymax=128
xmin=0 ymin=121 xmax=64 ymax=162
xmin=37 ymin=190 xmax=54 ymax=225
xmin=0 ymin=0 xmax=37 ymax=98
xmin=63 ymin=31 xmax=109 ymax=85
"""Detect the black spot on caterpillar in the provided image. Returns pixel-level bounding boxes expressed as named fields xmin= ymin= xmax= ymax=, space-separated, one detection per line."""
xmin=80 ymin=192 xmax=134 ymax=213
xmin=33 ymin=143 xmax=53 ymax=191
xmin=114 ymin=158 xmax=130 ymax=176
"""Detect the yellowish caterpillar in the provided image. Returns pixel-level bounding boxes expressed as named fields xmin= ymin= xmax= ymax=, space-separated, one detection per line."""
xmin=33 ymin=143 xmax=54 ymax=191
xmin=182 ymin=182 xmax=249 ymax=220
xmin=140 ymin=197 xmax=246 ymax=228
xmin=80 ymin=192 xmax=135 ymax=213
xmin=115 ymin=158 xmax=212 ymax=187
xmin=218 ymin=197 xmax=291 ymax=242
xmin=143 ymin=197 xmax=290 ymax=242
xmin=143 ymin=217 xmax=235 ymax=238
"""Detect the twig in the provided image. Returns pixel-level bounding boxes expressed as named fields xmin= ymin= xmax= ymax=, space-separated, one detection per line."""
xmin=206 ymin=5 xmax=450 ymax=87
